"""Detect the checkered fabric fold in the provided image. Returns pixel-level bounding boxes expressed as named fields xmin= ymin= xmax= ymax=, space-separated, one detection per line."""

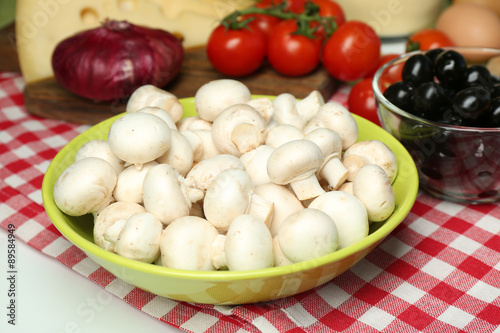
xmin=1 ymin=73 xmax=499 ymax=333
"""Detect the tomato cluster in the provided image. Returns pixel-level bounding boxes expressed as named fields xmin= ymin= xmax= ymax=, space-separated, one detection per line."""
xmin=207 ymin=0 xmax=381 ymax=80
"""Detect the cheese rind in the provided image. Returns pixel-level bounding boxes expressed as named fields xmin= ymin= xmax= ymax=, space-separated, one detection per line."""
xmin=15 ymin=0 xmax=252 ymax=83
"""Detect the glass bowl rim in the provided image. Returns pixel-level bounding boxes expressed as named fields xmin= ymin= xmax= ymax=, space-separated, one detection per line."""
xmin=372 ymin=46 xmax=500 ymax=134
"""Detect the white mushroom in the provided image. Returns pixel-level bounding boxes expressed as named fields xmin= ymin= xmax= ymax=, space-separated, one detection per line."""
xmin=54 ymin=157 xmax=117 ymax=217
xmin=176 ymin=116 xmax=212 ymax=131
xmin=74 ymin=139 xmax=124 ymax=176
xmin=272 ymin=236 xmax=294 ymax=267
xmin=304 ymin=127 xmax=348 ymax=190
xmin=304 ymin=102 xmax=358 ymax=150
xmin=343 ymin=140 xmax=398 ymax=183
xmin=143 ymin=163 xmax=203 ymax=225
xmin=253 ymin=183 xmax=305 ymax=237
xmin=353 ymin=164 xmax=395 ymax=222
xmin=342 ymin=154 xmax=367 ymax=182
xmin=107 ymin=112 xmax=172 ymax=170
xmin=194 ymin=79 xmax=252 ymax=122
xmin=93 ymin=201 xmax=146 ymax=252
xmin=267 ymin=139 xmax=325 ymax=201
xmin=210 ymin=234 xmax=227 ymax=270
xmin=160 ymin=216 xmax=219 ymax=271
xmin=224 ymin=214 xmax=274 ymax=271
xmin=203 ymin=168 xmax=253 ymax=233
xmin=137 ymin=106 xmax=177 ymax=130
xmin=272 ymin=93 xmax=306 ymax=130
xmin=296 ymin=90 xmax=324 ymax=123
xmin=265 ymin=124 xmax=304 ymax=148
xmin=114 ymin=212 xmax=163 ymax=263
xmin=278 ymin=208 xmax=338 ymax=263
xmin=240 ymin=144 xmax=274 ymax=186
xmin=156 ymin=130 xmax=194 ymax=176
xmin=309 ymin=191 xmax=369 ymax=249
xmin=180 ymin=129 xmax=220 ymax=163
xmin=113 ymin=161 xmax=158 ymax=204
xmin=246 ymin=96 xmax=274 ymax=124
xmin=126 ymin=85 xmax=183 ymax=123
xmin=211 ymin=103 xmax=267 ymax=157
xmin=185 ymin=154 xmax=245 ymax=192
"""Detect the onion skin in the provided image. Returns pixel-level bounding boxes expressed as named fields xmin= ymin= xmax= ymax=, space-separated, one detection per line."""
xmin=52 ymin=20 xmax=184 ymax=101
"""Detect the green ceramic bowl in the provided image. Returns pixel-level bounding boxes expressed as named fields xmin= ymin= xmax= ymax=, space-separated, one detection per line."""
xmin=42 ymin=97 xmax=418 ymax=305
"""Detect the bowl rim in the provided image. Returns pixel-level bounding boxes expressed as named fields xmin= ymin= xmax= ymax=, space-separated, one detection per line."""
xmin=372 ymin=46 xmax=500 ymax=133
xmin=42 ymin=98 xmax=419 ymax=282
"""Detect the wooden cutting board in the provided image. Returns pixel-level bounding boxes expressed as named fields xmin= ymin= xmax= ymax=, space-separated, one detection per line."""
xmin=0 ymin=23 xmax=339 ymax=125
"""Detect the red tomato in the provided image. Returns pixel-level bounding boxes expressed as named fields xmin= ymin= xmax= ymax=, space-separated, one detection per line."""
xmin=322 ymin=21 xmax=381 ymax=82
xmin=312 ymin=0 xmax=345 ymax=26
xmin=206 ymin=25 xmax=267 ymax=77
xmin=241 ymin=1 xmax=282 ymax=37
xmin=348 ymin=78 xmax=380 ymax=126
xmin=267 ymin=19 xmax=322 ymax=76
xmin=407 ymin=28 xmax=454 ymax=51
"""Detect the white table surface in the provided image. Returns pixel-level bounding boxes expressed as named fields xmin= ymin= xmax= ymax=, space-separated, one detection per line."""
xmin=0 ymin=39 xmax=406 ymax=333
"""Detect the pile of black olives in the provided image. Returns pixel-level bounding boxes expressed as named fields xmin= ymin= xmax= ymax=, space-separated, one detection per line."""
xmin=383 ymin=49 xmax=500 ymax=127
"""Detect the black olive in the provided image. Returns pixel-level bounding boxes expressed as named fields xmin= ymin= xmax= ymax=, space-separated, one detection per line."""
xmin=434 ymin=50 xmax=467 ymax=87
xmin=425 ymin=48 xmax=444 ymax=64
xmin=413 ymin=82 xmax=447 ymax=120
xmin=483 ymin=97 xmax=500 ymax=127
xmin=464 ymin=65 xmax=492 ymax=90
xmin=383 ymin=81 xmax=415 ymax=111
xmin=438 ymin=107 xmax=463 ymax=126
xmin=452 ymin=86 xmax=491 ymax=125
xmin=402 ymin=54 xmax=434 ymax=87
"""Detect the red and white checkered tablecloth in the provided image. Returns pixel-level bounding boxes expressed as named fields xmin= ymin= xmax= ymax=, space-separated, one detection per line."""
xmin=1 ymin=72 xmax=499 ymax=333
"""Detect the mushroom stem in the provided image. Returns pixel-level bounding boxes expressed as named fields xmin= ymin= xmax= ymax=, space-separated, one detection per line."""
xmin=231 ymin=123 xmax=263 ymax=153
xmin=289 ymin=173 xmax=326 ymax=201
xmin=318 ymin=156 xmax=349 ymax=190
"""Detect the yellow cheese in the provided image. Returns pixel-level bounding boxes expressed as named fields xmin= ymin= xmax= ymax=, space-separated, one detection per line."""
xmin=15 ymin=0 xmax=253 ymax=83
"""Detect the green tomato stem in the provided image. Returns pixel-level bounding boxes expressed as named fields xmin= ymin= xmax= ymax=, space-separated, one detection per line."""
xmin=221 ymin=0 xmax=337 ymax=39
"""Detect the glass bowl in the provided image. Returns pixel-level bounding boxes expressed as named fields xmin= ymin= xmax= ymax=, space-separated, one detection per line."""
xmin=373 ymin=47 xmax=500 ymax=204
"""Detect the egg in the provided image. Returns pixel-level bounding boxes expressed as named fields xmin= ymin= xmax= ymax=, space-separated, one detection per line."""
xmin=436 ymin=3 xmax=500 ymax=49
xmin=453 ymin=0 xmax=500 ymax=17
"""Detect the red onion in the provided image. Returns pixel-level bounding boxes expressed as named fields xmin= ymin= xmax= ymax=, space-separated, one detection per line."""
xmin=52 ymin=19 xmax=184 ymax=101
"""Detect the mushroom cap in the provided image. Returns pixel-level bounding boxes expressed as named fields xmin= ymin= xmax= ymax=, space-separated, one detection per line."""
xmin=211 ymin=103 xmax=267 ymax=157
xmin=203 ymin=168 xmax=253 ymax=232
xmin=343 ymin=140 xmax=398 ymax=183
xmin=278 ymin=208 xmax=339 ymax=263
xmin=353 ymin=164 xmax=395 ymax=222
xmin=296 ymin=90 xmax=324 ymax=123
xmin=108 ymin=112 xmax=172 ymax=169
xmin=114 ymin=212 xmax=163 ymax=263
xmin=137 ymin=106 xmax=177 ymax=130
xmin=160 ymin=216 xmax=219 ymax=271
xmin=307 ymin=102 xmax=358 ymax=150
xmin=113 ymin=161 xmax=158 ymax=204
xmin=142 ymin=163 xmax=192 ymax=225
xmin=225 ymin=214 xmax=274 ymax=271
xmin=253 ymin=183 xmax=304 ymax=237
xmin=194 ymin=79 xmax=252 ymax=122
xmin=304 ymin=127 xmax=342 ymax=159
xmin=156 ymin=130 xmax=194 ymax=177
xmin=93 ymin=201 xmax=146 ymax=251
xmin=126 ymin=85 xmax=182 ymax=122
xmin=185 ymin=154 xmax=245 ymax=192
xmin=267 ymin=139 xmax=324 ymax=185
xmin=53 ymin=157 xmax=117 ymax=216
xmin=265 ymin=124 xmax=304 ymax=148
xmin=309 ymin=191 xmax=369 ymax=249
xmin=272 ymin=93 xmax=306 ymax=130
xmin=74 ymin=139 xmax=124 ymax=176
xmin=240 ymin=145 xmax=274 ymax=186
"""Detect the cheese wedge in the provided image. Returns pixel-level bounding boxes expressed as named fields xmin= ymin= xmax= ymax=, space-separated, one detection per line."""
xmin=15 ymin=0 xmax=253 ymax=83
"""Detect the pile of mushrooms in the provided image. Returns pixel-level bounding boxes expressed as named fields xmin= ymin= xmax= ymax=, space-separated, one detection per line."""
xmin=53 ymin=79 xmax=398 ymax=271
